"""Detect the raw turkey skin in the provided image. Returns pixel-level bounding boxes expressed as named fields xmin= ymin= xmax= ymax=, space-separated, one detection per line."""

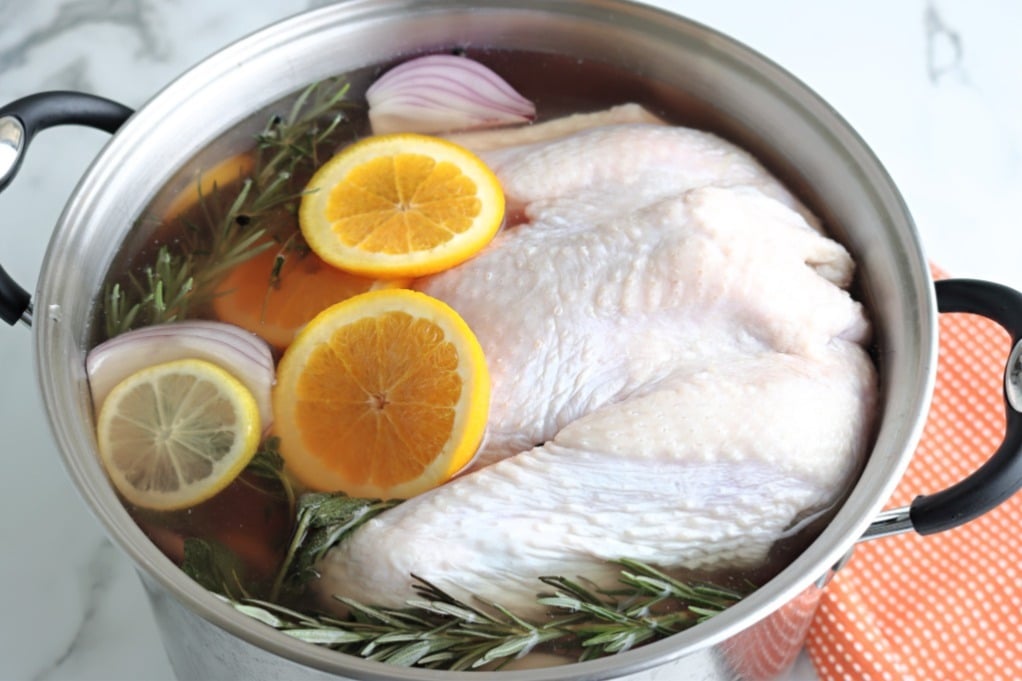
xmin=314 ymin=108 xmax=878 ymax=616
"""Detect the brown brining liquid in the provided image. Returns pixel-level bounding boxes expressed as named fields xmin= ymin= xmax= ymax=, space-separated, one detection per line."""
xmin=90 ymin=47 xmax=878 ymax=666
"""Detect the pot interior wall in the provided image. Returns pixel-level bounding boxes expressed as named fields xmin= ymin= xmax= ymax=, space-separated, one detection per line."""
xmin=34 ymin=1 xmax=935 ymax=678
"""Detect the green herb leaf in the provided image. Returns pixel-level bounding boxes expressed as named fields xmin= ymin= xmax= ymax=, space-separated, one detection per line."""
xmin=269 ymin=492 xmax=401 ymax=602
xmin=181 ymin=538 xmax=248 ymax=601
xmin=245 ymin=436 xmax=282 ymax=476
xmin=217 ymin=562 xmax=748 ymax=671
xmin=102 ymin=78 xmax=357 ymax=338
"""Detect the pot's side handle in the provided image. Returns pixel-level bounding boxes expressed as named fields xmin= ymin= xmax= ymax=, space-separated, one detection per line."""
xmin=0 ymin=91 xmax=134 ymax=327
xmin=862 ymin=278 xmax=1022 ymax=541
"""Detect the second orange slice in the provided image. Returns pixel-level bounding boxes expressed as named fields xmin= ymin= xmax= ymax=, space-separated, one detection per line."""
xmin=272 ymin=289 xmax=490 ymax=499
xmin=298 ymin=133 xmax=505 ymax=278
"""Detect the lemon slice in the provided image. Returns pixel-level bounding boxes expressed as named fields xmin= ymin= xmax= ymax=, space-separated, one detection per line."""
xmin=273 ymin=288 xmax=490 ymax=499
xmin=299 ymin=133 xmax=505 ymax=278
xmin=96 ymin=358 xmax=261 ymax=511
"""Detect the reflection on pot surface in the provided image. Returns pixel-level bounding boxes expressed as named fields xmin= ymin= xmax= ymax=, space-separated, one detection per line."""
xmin=83 ymin=46 xmax=878 ymax=672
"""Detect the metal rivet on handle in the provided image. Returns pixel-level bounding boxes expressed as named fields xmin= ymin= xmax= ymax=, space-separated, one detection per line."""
xmin=0 ymin=115 xmax=25 ymax=188
xmin=1006 ymin=339 xmax=1022 ymax=413
xmin=858 ymin=505 xmax=914 ymax=542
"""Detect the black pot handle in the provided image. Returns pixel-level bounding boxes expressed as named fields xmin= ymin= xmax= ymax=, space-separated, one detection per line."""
xmin=862 ymin=278 xmax=1022 ymax=540
xmin=0 ymin=91 xmax=134 ymax=327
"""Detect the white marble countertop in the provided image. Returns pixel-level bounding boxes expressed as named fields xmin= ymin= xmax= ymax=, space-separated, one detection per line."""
xmin=0 ymin=1 xmax=1019 ymax=680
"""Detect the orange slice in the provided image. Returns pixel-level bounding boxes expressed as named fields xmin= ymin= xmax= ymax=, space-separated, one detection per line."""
xmin=272 ymin=289 xmax=489 ymax=499
xmin=298 ymin=133 xmax=505 ymax=278
xmin=212 ymin=244 xmax=407 ymax=351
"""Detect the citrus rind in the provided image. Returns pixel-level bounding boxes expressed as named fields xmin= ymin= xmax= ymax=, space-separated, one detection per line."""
xmin=299 ymin=133 xmax=505 ymax=278
xmin=96 ymin=358 xmax=262 ymax=511
xmin=272 ymin=288 xmax=490 ymax=499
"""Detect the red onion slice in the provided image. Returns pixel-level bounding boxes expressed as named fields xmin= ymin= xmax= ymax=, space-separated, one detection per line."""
xmin=86 ymin=320 xmax=275 ymax=428
xmin=367 ymin=54 xmax=536 ymax=135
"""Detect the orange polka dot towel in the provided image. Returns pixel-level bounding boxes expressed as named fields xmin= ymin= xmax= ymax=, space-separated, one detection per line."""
xmin=806 ymin=271 xmax=1022 ymax=680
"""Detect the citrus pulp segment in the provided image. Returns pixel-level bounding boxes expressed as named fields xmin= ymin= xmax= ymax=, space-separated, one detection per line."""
xmin=298 ymin=133 xmax=505 ymax=278
xmin=272 ymin=288 xmax=490 ymax=499
xmin=96 ymin=358 xmax=261 ymax=511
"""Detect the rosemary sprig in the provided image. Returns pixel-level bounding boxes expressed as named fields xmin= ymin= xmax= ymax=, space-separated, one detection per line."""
xmin=182 ymin=483 xmax=746 ymax=669
xmin=182 ymin=491 xmax=400 ymax=600
xmin=254 ymin=80 xmax=351 ymax=184
xmin=269 ymin=492 xmax=401 ymax=602
xmin=102 ymin=78 xmax=357 ymax=339
xmin=216 ymin=561 xmax=745 ymax=670
xmin=183 ymin=485 xmax=746 ymax=669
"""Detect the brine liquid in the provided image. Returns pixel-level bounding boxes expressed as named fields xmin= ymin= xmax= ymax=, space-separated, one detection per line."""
xmin=89 ymin=47 xmax=868 ymax=666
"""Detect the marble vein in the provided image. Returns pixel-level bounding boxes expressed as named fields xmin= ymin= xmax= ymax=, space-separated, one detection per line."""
xmin=0 ymin=0 xmax=166 ymax=75
xmin=924 ymin=2 xmax=965 ymax=84
xmin=30 ymin=540 xmax=119 ymax=681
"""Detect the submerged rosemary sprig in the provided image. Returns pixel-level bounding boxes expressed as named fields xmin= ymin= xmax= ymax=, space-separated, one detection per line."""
xmin=102 ymin=78 xmax=356 ymax=339
xmin=218 ymin=560 xmax=745 ymax=670
xmin=181 ymin=489 xmax=401 ymax=602
xmin=183 ymin=485 xmax=747 ymax=670
xmin=269 ymin=492 xmax=402 ymax=602
xmin=182 ymin=485 xmax=747 ymax=669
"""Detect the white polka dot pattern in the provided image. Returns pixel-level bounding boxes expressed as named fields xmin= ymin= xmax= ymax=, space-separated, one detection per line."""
xmin=806 ymin=271 xmax=1022 ymax=680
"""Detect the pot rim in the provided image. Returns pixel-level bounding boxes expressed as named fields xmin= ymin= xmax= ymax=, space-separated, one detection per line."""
xmin=33 ymin=1 xmax=935 ymax=678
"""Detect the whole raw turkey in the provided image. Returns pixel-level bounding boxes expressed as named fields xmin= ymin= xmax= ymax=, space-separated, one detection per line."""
xmin=314 ymin=106 xmax=878 ymax=616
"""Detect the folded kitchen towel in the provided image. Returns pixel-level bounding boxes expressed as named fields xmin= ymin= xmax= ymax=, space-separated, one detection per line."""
xmin=806 ymin=272 xmax=1022 ymax=681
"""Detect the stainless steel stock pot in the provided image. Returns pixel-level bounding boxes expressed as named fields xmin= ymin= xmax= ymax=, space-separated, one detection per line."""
xmin=3 ymin=2 xmax=1022 ymax=680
